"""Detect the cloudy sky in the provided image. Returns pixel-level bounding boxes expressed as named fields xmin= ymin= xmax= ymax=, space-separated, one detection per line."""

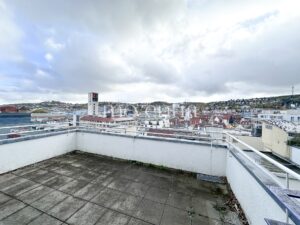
xmin=1 ymin=0 xmax=300 ymax=104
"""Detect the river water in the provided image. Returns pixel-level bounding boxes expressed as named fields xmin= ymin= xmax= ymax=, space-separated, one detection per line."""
xmin=0 ymin=116 xmax=31 ymax=127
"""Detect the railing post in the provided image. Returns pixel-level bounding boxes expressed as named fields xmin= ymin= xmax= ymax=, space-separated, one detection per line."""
xmin=286 ymin=173 xmax=289 ymax=189
xmin=210 ymin=139 xmax=215 ymax=175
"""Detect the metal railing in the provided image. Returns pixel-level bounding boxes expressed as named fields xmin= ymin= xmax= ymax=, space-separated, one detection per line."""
xmin=226 ymin=133 xmax=300 ymax=190
xmin=0 ymin=122 xmax=74 ymax=141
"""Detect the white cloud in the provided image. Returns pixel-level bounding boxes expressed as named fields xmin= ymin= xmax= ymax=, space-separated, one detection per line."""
xmin=1 ymin=0 xmax=300 ymax=103
xmin=44 ymin=37 xmax=65 ymax=51
xmin=44 ymin=53 xmax=53 ymax=61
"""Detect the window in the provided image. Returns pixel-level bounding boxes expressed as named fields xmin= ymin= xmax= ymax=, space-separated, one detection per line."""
xmin=265 ymin=124 xmax=273 ymax=130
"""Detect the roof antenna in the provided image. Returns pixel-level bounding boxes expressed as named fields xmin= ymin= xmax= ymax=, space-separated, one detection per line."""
xmin=291 ymin=85 xmax=295 ymax=109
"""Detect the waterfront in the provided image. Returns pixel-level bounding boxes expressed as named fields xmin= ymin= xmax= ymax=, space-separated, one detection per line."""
xmin=0 ymin=115 xmax=31 ymax=127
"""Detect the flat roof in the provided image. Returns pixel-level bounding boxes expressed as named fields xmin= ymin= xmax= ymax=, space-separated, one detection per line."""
xmin=0 ymin=151 xmax=241 ymax=225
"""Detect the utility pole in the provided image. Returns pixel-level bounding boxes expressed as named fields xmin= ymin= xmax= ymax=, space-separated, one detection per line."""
xmin=291 ymin=85 xmax=295 ymax=109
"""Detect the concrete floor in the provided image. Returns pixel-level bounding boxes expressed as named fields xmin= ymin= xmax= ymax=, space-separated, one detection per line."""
xmin=0 ymin=151 xmax=241 ymax=225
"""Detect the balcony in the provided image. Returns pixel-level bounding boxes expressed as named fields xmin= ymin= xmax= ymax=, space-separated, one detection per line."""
xmin=0 ymin=151 xmax=239 ymax=225
xmin=0 ymin=123 xmax=300 ymax=225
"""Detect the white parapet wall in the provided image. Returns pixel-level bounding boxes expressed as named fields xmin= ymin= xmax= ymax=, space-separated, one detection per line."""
xmin=76 ymin=131 xmax=227 ymax=176
xmin=0 ymin=130 xmax=297 ymax=224
xmin=0 ymin=132 xmax=76 ymax=174
xmin=226 ymin=151 xmax=287 ymax=225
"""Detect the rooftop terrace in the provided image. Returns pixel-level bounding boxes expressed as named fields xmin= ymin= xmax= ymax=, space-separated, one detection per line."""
xmin=0 ymin=151 xmax=240 ymax=225
xmin=0 ymin=123 xmax=299 ymax=224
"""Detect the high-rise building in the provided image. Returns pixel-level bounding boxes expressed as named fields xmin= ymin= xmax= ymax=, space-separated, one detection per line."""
xmin=88 ymin=92 xmax=99 ymax=116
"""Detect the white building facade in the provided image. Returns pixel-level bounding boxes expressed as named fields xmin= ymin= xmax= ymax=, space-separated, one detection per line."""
xmin=258 ymin=109 xmax=300 ymax=124
xmin=88 ymin=92 xmax=99 ymax=116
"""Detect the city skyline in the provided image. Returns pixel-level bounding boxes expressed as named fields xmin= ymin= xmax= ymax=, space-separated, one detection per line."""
xmin=1 ymin=0 xmax=300 ymax=104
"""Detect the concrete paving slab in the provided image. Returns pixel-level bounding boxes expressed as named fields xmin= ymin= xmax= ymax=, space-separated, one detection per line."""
xmin=73 ymin=170 xmax=99 ymax=182
xmin=43 ymin=163 xmax=62 ymax=171
xmin=95 ymin=210 xmax=130 ymax=225
xmin=91 ymin=173 xmax=110 ymax=185
xmin=107 ymin=178 xmax=131 ymax=192
xmin=22 ymin=169 xmax=49 ymax=180
xmin=0 ymin=177 xmax=28 ymax=191
xmin=43 ymin=175 xmax=73 ymax=189
xmin=34 ymin=159 xmax=56 ymax=169
xmin=91 ymin=187 xmax=122 ymax=208
xmin=120 ymin=170 xmax=142 ymax=182
xmin=0 ymin=199 xmax=26 ymax=221
xmin=134 ymin=198 xmax=164 ymax=225
xmin=53 ymin=166 xmax=80 ymax=177
xmin=0 ymin=193 xmax=11 ymax=206
xmin=59 ymin=179 xmax=88 ymax=194
xmin=125 ymin=182 xmax=150 ymax=197
xmin=223 ymin=211 xmax=243 ymax=225
xmin=152 ymin=176 xmax=173 ymax=190
xmin=95 ymin=176 xmax=115 ymax=186
xmin=47 ymin=196 xmax=86 ymax=221
xmin=74 ymin=183 xmax=104 ymax=201
xmin=127 ymin=218 xmax=152 ymax=225
xmin=0 ymin=174 xmax=17 ymax=184
xmin=3 ymin=180 xmax=40 ymax=196
xmin=144 ymin=187 xmax=169 ymax=204
xmin=31 ymin=171 xmax=58 ymax=184
xmin=111 ymin=193 xmax=142 ymax=215
xmin=27 ymin=213 xmax=63 ymax=225
xmin=67 ymin=202 xmax=106 ymax=225
xmin=0 ymin=206 xmax=41 ymax=225
xmin=205 ymin=200 xmax=224 ymax=221
xmin=31 ymin=190 xmax=69 ymax=212
xmin=12 ymin=167 xmax=38 ymax=176
xmin=137 ymin=173 xmax=157 ymax=185
xmin=160 ymin=205 xmax=215 ymax=225
xmin=166 ymin=191 xmax=192 ymax=211
xmin=190 ymin=197 xmax=209 ymax=218
xmin=17 ymin=185 xmax=53 ymax=204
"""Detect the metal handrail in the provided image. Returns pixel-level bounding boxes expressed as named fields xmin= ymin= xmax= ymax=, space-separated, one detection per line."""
xmin=77 ymin=125 xmax=223 ymax=141
xmin=0 ymin=125 xmax=73 ymax=137
xmin=0 ymin=122 xmax=70 ymax=130
xmin=226 ymin=132 xmax=300 ymax=182
xmin=226 ymin=140 xmax=285 ymax=188
xmin=0 ymin=128 xmax=75 ymax=142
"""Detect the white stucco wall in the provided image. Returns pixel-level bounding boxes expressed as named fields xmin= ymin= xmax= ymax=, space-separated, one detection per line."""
xmin=226 ymin=151 xmax=287 ymax=225
xmin=0 ymin=132 xmax=76 ymax=174
xmin=0 ymin=131 xmax=295 ymax=224
xmin=76 ymin=132 xmax=227 ymax=176
xmin=291 ymin=146 xmax=300 ymax=167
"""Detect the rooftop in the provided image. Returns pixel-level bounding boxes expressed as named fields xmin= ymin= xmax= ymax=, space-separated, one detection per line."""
xmin=265 ymin=120 xmax=300 ymax=134
xmin=0 ymin=151 xmax=240 ymax=225
xmin=81 ymin=115 xmax=134 ymax=123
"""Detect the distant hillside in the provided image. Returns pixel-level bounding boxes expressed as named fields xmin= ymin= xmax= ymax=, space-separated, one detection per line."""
xmin=206 ymin=94 xmax=300 ymax=110
xmin=0 ymin=101 xmax=87 ymax=112
xmin=1 ymin=94 xmax=299 ymax=112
